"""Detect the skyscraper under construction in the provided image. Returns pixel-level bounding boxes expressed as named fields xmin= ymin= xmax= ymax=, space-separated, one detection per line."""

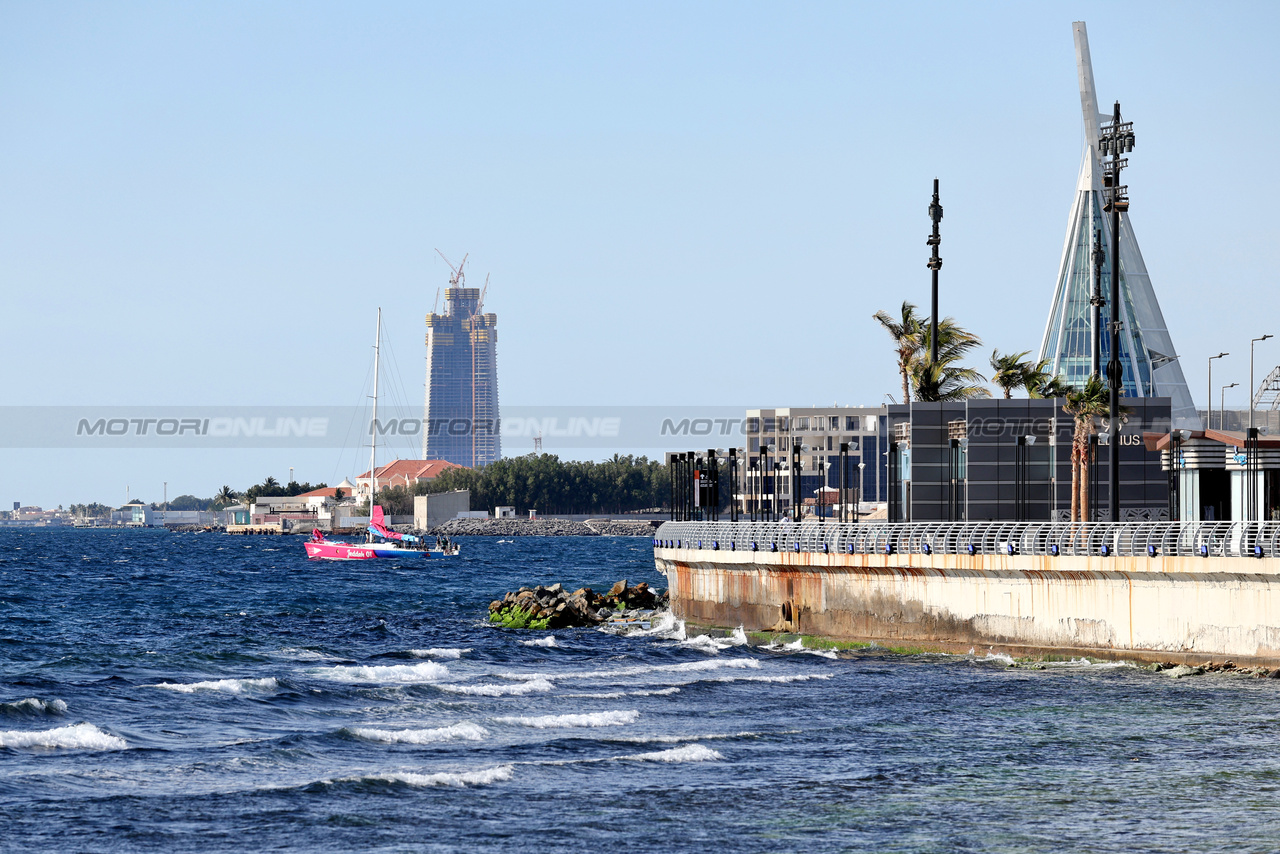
xmin=422 ymin=255 xmax=500 ymax=468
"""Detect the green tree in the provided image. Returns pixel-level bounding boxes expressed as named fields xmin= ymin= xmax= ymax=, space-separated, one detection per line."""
xmin=990 ymin=349 xmax=1032 ymax=399
xmin=910 ymin=319 xmax=989 ymax=402
xmin=1062 ymin=376 xmax=1116 ymax=522
xmin=873 ymin=301 xmax=924 ymax=405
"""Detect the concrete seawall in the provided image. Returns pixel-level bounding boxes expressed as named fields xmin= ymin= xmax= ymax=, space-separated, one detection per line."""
xmin=654 ymin=521 xmax=1280 ymax=665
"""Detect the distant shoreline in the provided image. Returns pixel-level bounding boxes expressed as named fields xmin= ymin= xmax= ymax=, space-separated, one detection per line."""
xmin=429 ymin=518 xmax=658 ymax=537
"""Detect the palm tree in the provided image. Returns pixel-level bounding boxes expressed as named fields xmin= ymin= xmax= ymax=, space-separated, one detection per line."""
xmin=1062 ymin=376 xmax=1111 ymax=522
xmin=214 ymin=485 xmax=237 ymax=509
xmin=873 ymin=301 xmax=923 ymax=405
xmin=911 ymin=318 xmax=990 ymax=402
xmin=910 ymin=359 xmax=992 ymax=402
xmin=990 ymin=350 xmax=1032 ymax=398
xmin=1030 ymin=372 xmax=1073 ymax=400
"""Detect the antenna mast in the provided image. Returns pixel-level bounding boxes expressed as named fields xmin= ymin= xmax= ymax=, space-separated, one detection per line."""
xmin=370 ymin=308 xmax=381 ymax=500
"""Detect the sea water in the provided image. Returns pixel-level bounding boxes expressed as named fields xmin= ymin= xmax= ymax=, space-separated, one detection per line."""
xmin=3 ymin=529 xmax=1280 ymax=852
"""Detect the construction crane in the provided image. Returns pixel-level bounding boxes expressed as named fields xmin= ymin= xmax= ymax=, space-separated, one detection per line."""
xmin=434 ymin=249 xmax=469 ymax=287
xmin=431 ymin=287 xmax=440 ymax=315
xmin=478 ymin=274 xmax=489 ymax=313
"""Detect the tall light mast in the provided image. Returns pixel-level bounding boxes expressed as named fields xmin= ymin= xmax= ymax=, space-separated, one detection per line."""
xmin=370 ymin=307 xmax=381 ymax=499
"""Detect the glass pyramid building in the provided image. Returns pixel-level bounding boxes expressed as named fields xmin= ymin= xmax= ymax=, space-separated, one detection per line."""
xmin=1039 ymin=22 xmax=1200 ymax=428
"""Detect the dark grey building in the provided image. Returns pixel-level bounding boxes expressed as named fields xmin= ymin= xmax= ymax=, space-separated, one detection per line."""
xmin=887 ymin=398 xmax=1172 ymax=523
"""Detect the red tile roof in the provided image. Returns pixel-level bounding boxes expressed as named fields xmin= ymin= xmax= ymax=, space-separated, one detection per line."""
xmin=297 ymin=487 xmax=346 ymax=498
xmin=356 ymin=459 xmax=465 ymax=484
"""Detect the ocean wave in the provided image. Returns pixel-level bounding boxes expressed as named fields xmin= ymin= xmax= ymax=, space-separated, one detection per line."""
xmin=437 ymin=677 xmax=554 ymax=697
xmin=616 ymin=744 xmax=723 ymax=763
xmin=494 ymin=710 xmax=640 ymax=728
xmin=620 ymin=611 xmax=685 ymax=640
xmin=0 ymin=722 xmax=127 ymax=751
xmin=703 ymin=673 xmax=833 ymax=685
xmin=152 ymin=677 xmax=279 ymax=694
xmin=520 ymin=636 xmax=559 ymax=648
xmin=1 ymin=698 xmax=67 ymax=716
xmin=347 ymin=722 xmax=489 ymax=744
xmin=679 ymin=626 xmax=749 ymax=655
xmin=609 ymin=729 xmax=797 ymax=744
xmin=350 ymin=765 xmax=514 ymax=788
xmin=314 ymin=662 xmax=450 ymax=684
xmin=407 ymin=647 xmax=473 ymax=660
xmin=555 ymin=657 xmax=762 ymax=682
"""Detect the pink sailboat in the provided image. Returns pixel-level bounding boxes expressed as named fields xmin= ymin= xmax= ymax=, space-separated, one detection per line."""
xmin=303 ymin=507 xmax=460 ymax=561
xmin=303 ymin=309 xmax=461 ymax=561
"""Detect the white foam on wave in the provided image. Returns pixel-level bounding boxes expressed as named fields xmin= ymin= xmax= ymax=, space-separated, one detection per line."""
xmin=348 ymin=722 xmax=489 ymax=744
xmin=438 ymin=677 xmax=555 ymax=697
xmin=565 ymin=685 xmax=682 ymax=699
xmin=355 ymin=765 xmax=514 ymax=788
xmin=495 ymin=710 xmax=640 ymax=728
xmin=704 ymin=673 xmax=833 ymax=685
xmin=551 ymin=657 xmax=761 ymax=682
xmin=520 ymin=636 xmax=559 ymax=648
xmin=3 ymin=698 xmax=67 ymax=715
xmin=609 ymin=729 xmax=798 ymax=745
xmin=980 ymin=652 xmax=1016 ymax=666
xmin=409 ymin=648 xmax=472 ymax=660
xmin=679 ymin=626 xmax=748 ymax=655
xmin=616 ymin=744 xmax=723 ymax=763
xmin=152 ymin=677 xmax=279 ymax=694
xmin=0 ymin=722 xmax=127 ymax=751
xmin=625 ymin=610 xmax=685 ymax=640
xmin=315 ymin=662 xmax=450 ymax=684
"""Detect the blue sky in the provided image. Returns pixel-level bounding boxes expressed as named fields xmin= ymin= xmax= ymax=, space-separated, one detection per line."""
xmin=3 ymin=1 xmax=1277 ymax=507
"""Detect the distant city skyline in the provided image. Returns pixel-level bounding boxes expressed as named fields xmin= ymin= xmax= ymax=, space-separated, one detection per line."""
xmin=3 ymin=2 xmax=1277 ymax=506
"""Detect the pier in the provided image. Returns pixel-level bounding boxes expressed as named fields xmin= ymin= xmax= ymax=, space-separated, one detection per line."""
xmin=654 ymin=520 xmax=1280 ymax=665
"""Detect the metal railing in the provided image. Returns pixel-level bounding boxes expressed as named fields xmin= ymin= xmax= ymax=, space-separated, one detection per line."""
xmin=652 ymin=520 xmax=1280 ymax=559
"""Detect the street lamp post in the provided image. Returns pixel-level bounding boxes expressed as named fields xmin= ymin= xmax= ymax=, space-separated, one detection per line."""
xmin=1221 ymin=383 xmax=1239 ymax=430
xmin=839 ymin=442 xmax=849 ymax=524
xmin=1101 ymin=101 xmax=1134 ymax=522
xmin=1209 ymin=352 xmax=1229 ymax=431
xmin=1091 ymin=227 xmax=1105 ymax=379
xmin=858 ymin=462 xmax=866 ymax=518
xmin=1251 ymin=335 xmax=1273 ymax=436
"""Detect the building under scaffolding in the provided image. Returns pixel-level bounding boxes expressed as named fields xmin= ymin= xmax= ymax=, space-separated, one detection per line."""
xmin=422 ymin=259 xmax=500 ymax=468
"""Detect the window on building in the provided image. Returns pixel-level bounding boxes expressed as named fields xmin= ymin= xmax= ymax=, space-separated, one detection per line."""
xmin=796 ymin=417 xmax=809 ymax=431
xmin=747 ymin=417 xmax=760 ymax=434
xmin=846 ymin=416 xmax=859 ymax=431
xmin=763 ymin=417 xmax=775 ymax=433
xmin=829 ymin=416 xmax=839 ymax=431
xmin=778 ymin=417 xmax=789 ymax=431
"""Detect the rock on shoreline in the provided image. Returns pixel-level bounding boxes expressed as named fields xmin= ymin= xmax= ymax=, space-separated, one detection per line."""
xmin=489 ymin=579 xmax=668 ymax=629
xmin=430 ymin=518 xmax=658 ymax=537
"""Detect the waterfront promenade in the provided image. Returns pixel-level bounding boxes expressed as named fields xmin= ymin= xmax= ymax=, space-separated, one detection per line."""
xmin=655 ymin=520 xmax=1280 ymax=665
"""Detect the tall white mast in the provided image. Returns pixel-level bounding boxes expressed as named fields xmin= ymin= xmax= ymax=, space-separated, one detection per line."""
xmin=370 ymin=308 xmax=381 ymax=499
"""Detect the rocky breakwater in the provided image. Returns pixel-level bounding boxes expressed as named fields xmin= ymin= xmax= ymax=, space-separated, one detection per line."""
xmin=489 ymin=579 xmax=667 ymax=630
xmin=433 ymin=518 xmax=657 ymax=537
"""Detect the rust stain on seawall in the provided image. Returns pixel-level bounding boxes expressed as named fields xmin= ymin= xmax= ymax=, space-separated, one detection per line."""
xmin=656 ymin=547 xmax=1280 ymax=666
